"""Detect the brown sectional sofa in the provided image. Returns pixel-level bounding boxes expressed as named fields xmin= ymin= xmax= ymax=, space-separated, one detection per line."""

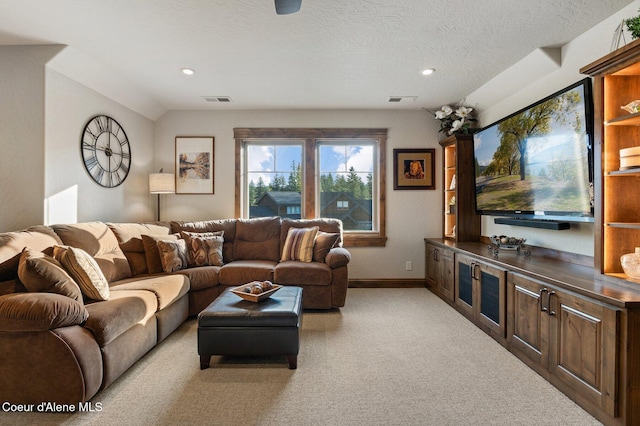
xmin=0 ymin=216 xmax=350 ymax=405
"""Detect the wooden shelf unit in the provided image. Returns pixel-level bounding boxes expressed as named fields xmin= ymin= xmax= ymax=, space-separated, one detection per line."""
xmin=581 ymin=37 xmax=640 ymax=285
xmin=439 ymin=134 xmax=480 ymax=242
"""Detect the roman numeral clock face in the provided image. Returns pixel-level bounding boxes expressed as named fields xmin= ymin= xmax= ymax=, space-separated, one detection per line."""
xmin=81 ymin=115 xmax=131 ymax=188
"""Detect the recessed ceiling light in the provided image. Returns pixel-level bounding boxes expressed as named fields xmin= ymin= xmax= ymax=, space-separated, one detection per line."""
xmin=181 ymin=68 xmax=195 ymax=76
xmin=421 ymin=68 xmax=435 ymax=76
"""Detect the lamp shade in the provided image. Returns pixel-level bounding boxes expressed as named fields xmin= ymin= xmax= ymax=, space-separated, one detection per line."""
xmin=149 ymin=173 xmax=175 ymax=194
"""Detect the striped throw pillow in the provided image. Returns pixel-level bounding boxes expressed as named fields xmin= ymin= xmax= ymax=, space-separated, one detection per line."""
xmin=281 ymin=226 xmax=319 ymax=262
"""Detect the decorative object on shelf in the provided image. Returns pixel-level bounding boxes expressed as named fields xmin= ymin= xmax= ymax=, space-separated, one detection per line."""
xmin=149 ymin=168 xmax=175 ymax=221
xmin=488 ymin=235 xmax=530 ymax=257
xmin=612 ymin=20 xmax=627 ymax=51
xmin=393 ymin=148 xmax=435 ymax=190
xmin=433 ymin=101 xmax=477 ymax=136
xmin=81 ymin=115 xmax=131 ymax=188
xmin=621 ymin=248 xmax=640 ymax=279
xmin=449 ymin=174 xmax=456 ymax=190
xmin=626 ymin=9 xmax=640 ymax=40
xmin=619 ymin=145 xmax=640 ymax=170
xmin=175 ymin=136 xmax=214 ymax=194
xmin=621 ymin=100 xmax=640 ymax=114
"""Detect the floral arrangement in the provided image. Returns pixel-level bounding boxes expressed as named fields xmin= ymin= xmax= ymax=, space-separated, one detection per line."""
xmin=434 ymin=101 xmax=477 ymax=135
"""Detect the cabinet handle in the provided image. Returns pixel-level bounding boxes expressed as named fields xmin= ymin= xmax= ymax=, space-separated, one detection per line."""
xmin=434 ymin=249 xmax=439 ymax=262
xmin=548 ymin=291 xmax=557 ymax=316
xmin=473 ymin=263 xmax=480 ymax=280
xmin=539 ymin=288 xmax=549 ymax=312
xmin=470 ymin=262 xmax=476 ymax=280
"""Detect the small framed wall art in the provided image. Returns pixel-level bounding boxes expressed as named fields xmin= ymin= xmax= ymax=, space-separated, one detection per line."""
xmin=175 ymin=136 xmax=214 ymax=194
xmin=393 ymin=148 xmax=435 ymax=190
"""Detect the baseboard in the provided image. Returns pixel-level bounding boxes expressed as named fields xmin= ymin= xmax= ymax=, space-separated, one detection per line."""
xmin=348 ymin=279 xmax=426 ymax=288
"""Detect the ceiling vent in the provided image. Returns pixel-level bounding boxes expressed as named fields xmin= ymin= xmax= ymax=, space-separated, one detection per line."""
xmin=203 ymin=96 xmax=232 ymax=103
xmin=388 ymin=96 xmax=417 ymax=103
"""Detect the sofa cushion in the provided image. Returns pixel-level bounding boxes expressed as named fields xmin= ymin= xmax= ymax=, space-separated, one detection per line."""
xmin=83 ymin=290 xmax=157 ymax=347
xmin=281 ymin=226 xmax=318 ymax=262
xmin=180 ymin=231 xmax=224 ymax=267
xmin=54 ymin=246 xmax=110 ymax=301
xmin=171 ymin=219 xmax=236 ymax=262
xmin=107 ymin=222 xmax=172 ymax=276
xmin=142 ymin=234 xmax=180 ymax=274
xmin=274 ymin=261 xmax=332 ymax=285
xmin=313 ymin=231 xmax=341 ymax=263
xmin=234 ymin=217 xmax=281 ymax=262
xmin=51 ymin=222 xmax=131 ymax=282
xmin=0 ymin=225 xmax=62 ymax=282
xmin=110 ymin=274 xmax=190 ymax=310
xmin=157 ymin=239 xmax=188 ymax=273
xmin=17 ymin=248 xmax=83 ymax=303
xmin=173 ymin=266 xmax=220 ymax=291
xmin=280 ymin=218 xmax=343 ymax=249
xmin=219 ymin=260 xmax=276 ymax=286
xmin=0 ymin=293 xmax=88 ymax=332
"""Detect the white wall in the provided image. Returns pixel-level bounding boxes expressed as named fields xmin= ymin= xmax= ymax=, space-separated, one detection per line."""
xmin=0 ymin=45 xmax=62 ymax=232
xmin=155 ymin=109 xmax=440 ymax=279
xmin=45 ymin=68 xmax=156 ymax=224
xmin=466 ymin=1 xmax=640 ymax=256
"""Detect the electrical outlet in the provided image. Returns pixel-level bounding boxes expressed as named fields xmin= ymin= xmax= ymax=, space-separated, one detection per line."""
xmin=405 ymin=261 xmax=412 ymax=271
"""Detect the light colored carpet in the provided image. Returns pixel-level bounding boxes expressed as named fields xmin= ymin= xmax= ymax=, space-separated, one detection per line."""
xmin=1 ymin=288 xmax=601 ymax=425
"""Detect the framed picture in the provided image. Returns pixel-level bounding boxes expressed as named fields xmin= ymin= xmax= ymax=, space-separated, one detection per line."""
xmin=393 ymin=148 xmax=435 ymax=190
xmin=175 ymin=136 xmax=214 ymax=194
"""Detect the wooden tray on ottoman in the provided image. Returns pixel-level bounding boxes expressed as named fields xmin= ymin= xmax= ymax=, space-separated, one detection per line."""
xmin=231 ymin=282 xmax=282 ymax=302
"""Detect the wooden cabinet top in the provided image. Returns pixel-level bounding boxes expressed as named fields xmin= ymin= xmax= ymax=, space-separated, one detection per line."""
xmin=425 ymin=238 xmax=640 ymax=308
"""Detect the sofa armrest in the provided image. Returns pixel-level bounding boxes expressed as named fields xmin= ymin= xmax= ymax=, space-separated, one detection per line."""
xmin=0 ymin=293 xmax=88 ymax=332
xmin=325 ymin=247 xmax=351 ymax=269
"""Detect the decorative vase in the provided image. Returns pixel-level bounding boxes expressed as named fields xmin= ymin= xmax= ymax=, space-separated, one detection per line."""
xmin=620 ymin=247 xmax=640 ymax=279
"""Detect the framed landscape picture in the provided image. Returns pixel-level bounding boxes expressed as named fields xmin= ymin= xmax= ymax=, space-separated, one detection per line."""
xmin=175 ymin=136 xmax=214 ymax=194
xmin=393 ymin=148 xmax=435 ymax=190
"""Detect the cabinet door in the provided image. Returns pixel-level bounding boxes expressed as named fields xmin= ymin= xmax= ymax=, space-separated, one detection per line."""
xmin=455 ymin=254 xmax=475 ymax=318
xmin=439 ymin=248 xmax=455 ymax=303
xmin=476 ymin=261 xmax=507 ymax=338
xmin=425 ymin=243 xmax=439 ymax=289
xmin=507 ymin=273 xmax=549 ymax=368
xmin=549 ymin=289 xmax=619 ymax=417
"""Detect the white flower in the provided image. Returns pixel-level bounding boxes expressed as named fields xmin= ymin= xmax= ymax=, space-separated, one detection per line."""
xmin=455 ymin=106 xmax=473 ymax=119
xmin=448 ymin=119 xmax=464 ymax=134
xmin=435 ymin=105 xmax=453 ymax=119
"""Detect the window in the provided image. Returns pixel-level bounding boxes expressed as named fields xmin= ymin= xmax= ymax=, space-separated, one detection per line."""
xmin=286 ymin=206 xmax=301 ymax=215
xmin=235 ymin=128 xmax=387 ymax=247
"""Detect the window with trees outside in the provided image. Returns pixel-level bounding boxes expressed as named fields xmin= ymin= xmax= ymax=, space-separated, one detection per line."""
xmin=234 ymin=128 xmax=387 ymax=247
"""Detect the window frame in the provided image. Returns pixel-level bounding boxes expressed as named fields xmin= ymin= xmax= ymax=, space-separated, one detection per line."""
xmin=234 ymin=128 xmax=387 ymax=247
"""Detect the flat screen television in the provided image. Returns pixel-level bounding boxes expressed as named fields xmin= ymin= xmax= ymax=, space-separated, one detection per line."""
xmin=473 ymin=78 xmax=594 ymax=223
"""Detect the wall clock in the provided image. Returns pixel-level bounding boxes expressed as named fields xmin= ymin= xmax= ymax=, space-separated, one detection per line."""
xmin=81 ymin=115 xmax=131 ymax=188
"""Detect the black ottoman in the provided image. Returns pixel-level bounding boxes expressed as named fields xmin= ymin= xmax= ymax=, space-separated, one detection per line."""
xmin=198 ymin=286 xmax=302 ymax=369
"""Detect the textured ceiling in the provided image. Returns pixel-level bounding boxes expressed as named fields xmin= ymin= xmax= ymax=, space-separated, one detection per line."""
xmin=0 ymin=0 xmax=634 ymax=118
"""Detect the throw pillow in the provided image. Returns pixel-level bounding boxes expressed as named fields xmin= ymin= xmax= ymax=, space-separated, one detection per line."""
xmin=281 ymin=226 xmax=319 ymax=262
xmin=313 ymin=231 xmax=341 ymax=263
xmin=142 ymin=233 xmax=180 ymax=274
xmin=180 ymin=231 xmax=224 ymax=267
xmin=17 ymin=248 xmax=83 ymax=303
xmin=156 ymin=239 xmax=188 ymax=273
xmin=53 ymin=246 xmax=110 ymax=301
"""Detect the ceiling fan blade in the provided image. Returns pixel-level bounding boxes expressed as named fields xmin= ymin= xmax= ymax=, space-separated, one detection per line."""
xmin=275 ymin=0 xmax=301 ymax=15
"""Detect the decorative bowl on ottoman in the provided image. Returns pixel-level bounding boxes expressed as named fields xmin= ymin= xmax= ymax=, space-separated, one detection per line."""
xmin=231 ymin=281 xmax=282 ymax=302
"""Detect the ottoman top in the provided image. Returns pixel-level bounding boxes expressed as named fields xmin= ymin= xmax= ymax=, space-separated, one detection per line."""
xmin=198 ymin=286 xmax=302 ymax=328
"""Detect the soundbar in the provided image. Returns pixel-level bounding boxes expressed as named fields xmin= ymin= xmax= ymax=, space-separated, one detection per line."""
xmin=494 ymin=217 xmax=571 ymax=230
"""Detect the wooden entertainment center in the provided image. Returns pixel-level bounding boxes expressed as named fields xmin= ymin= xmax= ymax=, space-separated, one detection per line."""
xmin=425 ymin=41 xmax=640 ymax=425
